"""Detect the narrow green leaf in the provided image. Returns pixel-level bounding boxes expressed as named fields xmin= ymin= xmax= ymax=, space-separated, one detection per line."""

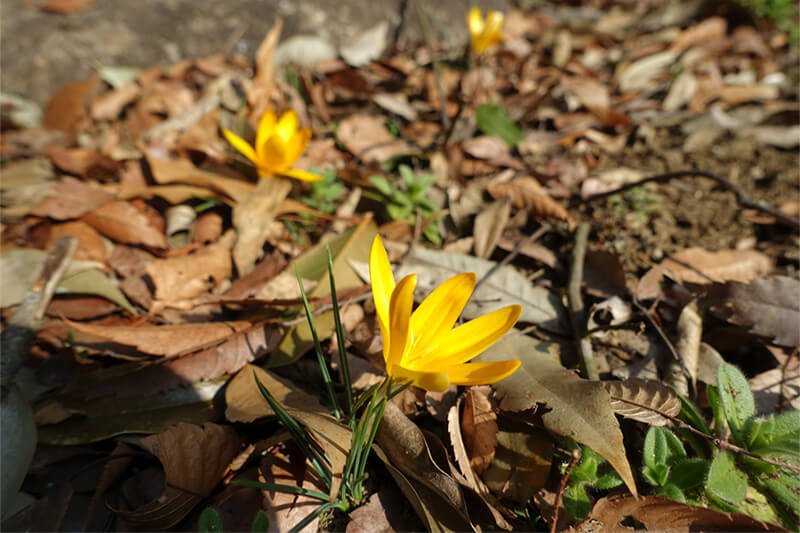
xmin=296 ymin=266 xmax=341 ymax=419
xmin=717 ymin=364 xmax=755 ymax=446
xmin=475 ymin=103 xmax=524 ymax=146
xmin=198 ymin=508 xmax=223 ymax=533
xmin=644 ymin=427 xmax=668 ymax=470
xmin=327 ymin=247 xmax=353 ymax=415
xmin=232 ymin=480 xmax=330 ymax=502
xmin=369 ymin=176 xmax=393 ymax=197
xmin=707 ymin=451 xmax=748 ymax=504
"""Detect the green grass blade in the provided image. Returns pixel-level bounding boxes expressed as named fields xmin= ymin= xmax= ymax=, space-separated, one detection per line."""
xmin=232 ymin=480 xmax=331 ymax=502
xmin=289 ymin=502 xmax=340 ymax=533
xmin=327 ymin=246 xmax=353 ymax=416
xmin=253 ymin=372 xmax=332 ymax=487
xmin=295 ymin=265 xmax=342 ymax=419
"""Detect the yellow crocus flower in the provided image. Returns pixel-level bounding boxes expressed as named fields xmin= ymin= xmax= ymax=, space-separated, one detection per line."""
xmin=370 ymin=235 xmax=521 ymax=392
xmin=467 ymin=6 xmax=505 ymax=55
xmin=222 ymin=109 xmax=321 ymax=182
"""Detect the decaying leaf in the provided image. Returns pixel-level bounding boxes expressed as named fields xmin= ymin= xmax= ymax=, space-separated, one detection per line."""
xmin=637 ymin=247 xmax=772 ymax=300
xmin=29 ymin=177 xmax=115 ymax=220
xmin=476 ymin=333 xmax=637 ymax=496
xmin=82 ymin=200 xmax=167 ymax=249
xmin=720 ymin=277 xmax=800 ymax=347
xmin=473 ymin=199 xmax=510 ymax=259
xmin=571 ymin=494 xmax=786 ymax=532
xmin=146 ymin=155 xmax=254 ymax=203
xmin=461 ymin=386 xmax=498 ymax=475
xmin=486 ymin=175 xmax=573 ymax=227
xmin=115 ymin=423 xmax=240 ymax=530
xmin=145 ymin=231 xmax=234 ymax=310
xmin=603 ymin=378 xmax=681 ymax=427
xmin=337 ymin=114 xmax=413 ymax=163
xmin=61 ymin=318 xmax=251 ymax=358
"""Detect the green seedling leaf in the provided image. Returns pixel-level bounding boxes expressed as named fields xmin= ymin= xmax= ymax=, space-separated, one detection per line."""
xmin=475 ymin=103 xmax=524 ymax=147
xmin=707 ymin=385 xmax=726 ymax=439
xmin=198 ymin=508 xmax=223 ymax=533
xmin=251 ymin=511 xmax=270 ymax=533
xmin=718 ymin=364 xmax=756 ymax=446
xmin=670 ymin=458 xmax=709 ymax=490
xmin=707 ymin=451 xmax=748 ymax=504
xmin=564 ymin=483 xmax=594 ymax=521
xmin=659 ymin=483 xmax=687 ymax=502
xmin=370 ymin=176 xmax=394 ymax=197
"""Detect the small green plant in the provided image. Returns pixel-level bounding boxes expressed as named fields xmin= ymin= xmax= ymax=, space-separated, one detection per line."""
xmin=642 ymin=426 xmax=708 ymax=503
xmin=367 ymin=164 xmax=442 ymax=245
xmin=644 ymin=363 xmax=800 ymax=529
xmin=300 ymin=167 xmax=345 ymax=216
xmin=563 ymin=446 xmax=623 ymax=521
xmin=736 ymin=0 xmax=799 ymax=45
xmin=607 ymin=187 xmax=661 ymax=222
xmin=475 ymin=103 xmax=523 ymax=146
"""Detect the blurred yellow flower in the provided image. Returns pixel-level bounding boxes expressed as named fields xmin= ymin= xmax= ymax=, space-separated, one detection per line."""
xmin=467 ymin=6 xmax=505 ymax=55
xmin=369 ymin=235 xmax=521 ymax=392
xmin=222 ymin=109 xmax=321 ymax=182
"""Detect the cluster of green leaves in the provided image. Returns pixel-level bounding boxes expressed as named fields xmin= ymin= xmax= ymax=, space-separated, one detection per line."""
xmin=563 ymin=447 xmax=623 ymax=521
xmin=607 ymin=186 xmax=661 ymax=222
xmin=300 ymin=168 xmax=345 ymax=216
xmin=647 ymin=364 xmax=799 ymax=528
xmin=562 ymin=363 xmax=798 ymax=528
xmin=368 ymin=164 xmax=442 ymax=245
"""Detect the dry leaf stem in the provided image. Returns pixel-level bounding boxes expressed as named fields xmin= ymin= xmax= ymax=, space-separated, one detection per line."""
xmin=1 ymin=236 xmax=77 ymax=389
xmin=551 ymin=447 xmax=581 ymax=533
xmin=575 ymin=169 xmax=800 ymax=231
xmin=568 ymin=222 xmax=598 ymax=380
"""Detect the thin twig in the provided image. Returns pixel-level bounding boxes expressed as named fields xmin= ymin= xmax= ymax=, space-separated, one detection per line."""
xmin=568 ymin=222 xmax=598 ymax=380
xmin=574 ymin=169 xmax=800 ymax=231
xmin=552 ymin=448 xmax=582 ymax=533
xmin=473 ymin=224 xmax=550 ymax=294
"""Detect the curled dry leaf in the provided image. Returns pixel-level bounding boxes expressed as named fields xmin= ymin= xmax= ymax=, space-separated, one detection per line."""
xmin=116 ymin=423 xmax=240 ymax=530
xmin=82 ymin=200 xmax=167 ymax=249
xmin=602 ymin=378 xmax=681 ymax=427
xmin=721 ymin=276 xmax=800 ymax=347
xmin=146 ymin=155 xmax=254 ymax=204
xmin=637 ymin=247 xmax=772 ymax=300
xmin=47 ymin=220 xmax=107 ymax=263
xmin=486 ymin=175 xmax=573 ymax=227
xmin=461 ymin=386 xmax=498 ymax=475
xmin=145 ymin=231 xmax=234 ymax=310
xmin=570 ymin=494 xmax=786 ymax=533
xmin=61 ymin=318 xmax=252 ymax=358
xmin=337 ymin=113 xmax=413 ymax=164
xmin=473 ymin=199 xmax=510 ymax=259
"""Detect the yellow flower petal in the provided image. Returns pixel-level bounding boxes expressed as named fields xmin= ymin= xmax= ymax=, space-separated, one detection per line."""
xmin=281 ymin=168 xmax=323 ymax=182
xmin=467 ymin=6 xmax=484 ymax=39
xmin=387 ymin=274 xmax=416 ymax=368
xmin=276 ymin=110 xmax=299 ymax=143
xmin=390 ymin=364 xmax=451 ymax=393
xmin=255 ymin=109 xmax=277 ymax=161
xmin=222 ymin=128 xmax=258 ymax=164
xmin=408 ymin=272 xmax=475 ymax=360
xmin=370 ymin=235 xmax=395 ymax=349
xmin=439 ymin=359 xmax=520 ymax=386
xmin=284 ymin=127 xmax=311 ymax=167
xmin=416 ymin=304 xmax=521 ymax=368
xmin=260 ymin=134 xmax=291 ymax=172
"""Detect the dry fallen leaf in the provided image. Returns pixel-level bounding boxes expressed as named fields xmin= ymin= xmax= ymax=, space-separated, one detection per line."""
xmin=486 ymin=174 xmax=573 ymax=227
xmin=720 ymin=277 xmax=800 ymax=347
xmin=29 ymin=177 xmax=115 ymax=220
xmin=337 ymin=114 xmax=413 ymax=163
xmin=603 ymin=378 xmax=681 ymax=427
xmin=473 ymin=199 xmax=510 ymax=259
xmin=61 ymin=318 xmax=252 ymax=358
xmin=637 ymin=247 xmax=772 ymax=300
xmin=145 ymin=232 xmax=233 ymax=310
xmin=116 ymin=423 xmax=240 ymax=530
xmin=571 ymin=494 xmax=786 ymax=532
xmin=83 ymin=200 xmax=168 ymax=249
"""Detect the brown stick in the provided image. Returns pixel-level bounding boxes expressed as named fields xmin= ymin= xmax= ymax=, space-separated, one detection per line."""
xmin=575 ymin=169 xmax=800 ymax=230
xmin=568 ymin=222 xmax=598 ymax=380
xmin=552 ymin=448 xmax=582 ymax=533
